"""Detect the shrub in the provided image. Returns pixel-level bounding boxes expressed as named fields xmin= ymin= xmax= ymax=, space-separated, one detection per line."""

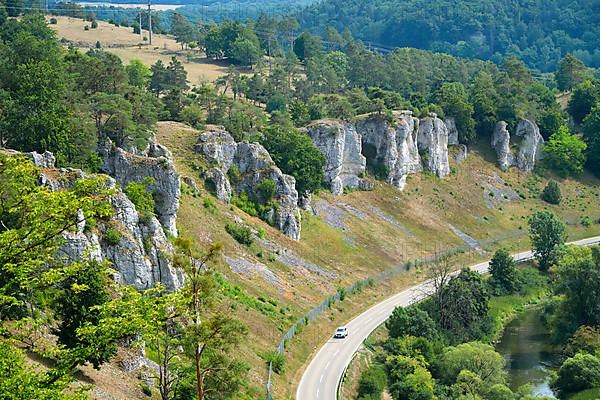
xmin=49 ymin=17 xmax=57 ymax=24
xmin=357 ymin=365 xmax=387 ymax=399
xmin=552 ymin=353 xmax=600 ymax=395
xmin=225 ymin=223 xmax=254 ymax=246
xmin=104 ymin=228 xmax=122 ymax=246
xmin=265 ymin=351 xmax=285 ymax=374
xmin=95 ymin=40 xmax=101 ymax=49
xmin=91 ymin=19 xmax=98 ymax=29
xmin=203 ymin=197 xmax=217 ymax=213
xmin=541 ymin=180 xmax=561 ymax=204
xmin=125 ymin=177 xmax=156 ymax=223
xmin=84 ymin=25 xmax=90 ymax=31
xmin=256 ymin=179 xmax=276 ymax=204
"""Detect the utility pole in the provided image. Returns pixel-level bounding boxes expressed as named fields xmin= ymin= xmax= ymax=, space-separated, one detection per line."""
xmin=147 ymin=0 xmax=152 ymax=46
xmin=139 ymin=11 xmax=143 ymax=41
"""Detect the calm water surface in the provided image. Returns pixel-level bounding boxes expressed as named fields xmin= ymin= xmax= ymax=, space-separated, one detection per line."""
xmin=496 ymin=308 xmax=563 ymax=398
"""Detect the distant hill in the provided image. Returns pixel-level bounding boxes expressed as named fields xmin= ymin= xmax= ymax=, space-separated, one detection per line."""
xmin=296 ymin=0 xmax=600 ymax=72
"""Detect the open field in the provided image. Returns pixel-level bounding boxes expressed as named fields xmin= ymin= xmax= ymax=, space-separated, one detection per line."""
xmin=48 ymin=16 xmax=235 ymax=84
xmin=156 ymin=121 xmax=600 ymax=398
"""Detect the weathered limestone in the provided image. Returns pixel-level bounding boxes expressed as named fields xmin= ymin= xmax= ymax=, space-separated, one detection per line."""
xmin=101 ymin=139 xmax=181 ymax=236
xmin=491 ymin=119 xmax=544 ymax=173
xmin=195 ymin=127 xmax=302 ymax=240
xmin=417 ymin=113 xmax=451 ymax=178
xmin=446 ymin=117 xmax=459 ymax=145
xmin=22 ymin=151 xmax=184 ymax=291
xmin=357 ymin=111 xmax=422 ymax=190
xmin=304 ymin=119 xmax=370 ymax=195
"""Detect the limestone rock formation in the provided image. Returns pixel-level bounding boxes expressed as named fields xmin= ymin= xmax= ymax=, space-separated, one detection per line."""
xmin=304 ymin=119 xmax=370 ymax=195
xmin=454 ymin=144 xmax=468 ymax=164
xmin=195 ymin=127 xmax=302 ymax=240
xmin=21 ymin=151 xmax=184 ymax=291
xmin=417 ymin=113 xmax=451 ymax=178
xmin=514 ymin=119 xmax=544 ymax=173
xmin=357 ymin=111 xmax=422 ymax=190
xmin=101 ymin=139 xmax=181 ymax=236
xmin=446 ymin=117 xmax=459 ymax=145
xmin=491 ymin=120 xmax=544 ymax=173
xmin=491 ymin=121 xmax=513 ymax=171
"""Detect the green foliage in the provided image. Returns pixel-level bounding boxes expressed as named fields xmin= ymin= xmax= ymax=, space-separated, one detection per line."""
xmin=528 ymin=211 xmax=567 ymax=272
xmin=260 ymin=126 xmax=325 ymax=193
xmin=435 ymin=82 xmax=476 ymax=143
xmin=432 ymin=268 xmax=491 ymax=343
xmin=553 ymin=246 xmax=600 ymax=328
xmin=568 ymin=80 xmax=600 ymax=124
xmin=125 ymin=177 xmax=156 ymax=223
xmin=385 ymin=355 xmax=435 ymax=400
xmin=225 ymin=223 xmax=254 ymax=246
xmin=552 ymin=353 xmax=600 ymax=396
xmin=541 ymin=180 xmax=562 ymax=205
xmin=53 ymin=261 xmax=114 ymax=369
xmin=488 ymin=248 xmax=519 ymax=295
xmin=386 ymin=306 xmax=439 ymax=341
xmin=125 ymin=59 xmax=151 ymax=88
xmin=556 ymin=54 xmax=592 ymax=91
xmin=544 ymin=125 xmax=587 ymax=177
xmin=357 ymin=364 xmax=387 ymax=399
xmin=103 ymin=228 xmax=122 ymax=246
xmin=582 ymin=103 xmax=600 ymax=177
xmin=438 ymin=342 xmax=506 ymax=385
xmin=300 ymin=0 xmax=600 ymax=72
xmin=0 ymin=340 xmax=85 ymax=400
xmin=265 ymin=351 xmax=285 ymax=374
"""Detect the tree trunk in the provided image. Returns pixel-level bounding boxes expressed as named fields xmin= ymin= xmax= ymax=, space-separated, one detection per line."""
xmin=195 ymin=344 xmax=204 ymax=400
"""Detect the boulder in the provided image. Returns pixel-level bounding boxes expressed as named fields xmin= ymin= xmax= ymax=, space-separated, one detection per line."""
xmin=195 ymin=127 xmax=302 ymax=240
xmin=417 ymin=114 xmax=451 ymax=178
xmin=101 ymin=139 xmax=181 ymax=237
xmin=26 ymin=151 xmax=56 ymax=168
xmin=454 ymin=144 xmax=468 ymax=164
xmin=491 ymin=120 xmax=544 ymax=173
xmin=304 ymin=119 xmax=369 ymax=195
xmin=357 ymin=111 xmax=422 ymax=190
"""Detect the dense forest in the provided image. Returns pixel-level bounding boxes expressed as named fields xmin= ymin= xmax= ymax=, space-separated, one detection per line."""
xmin=297 ymin=0 xmax=600 ymax=72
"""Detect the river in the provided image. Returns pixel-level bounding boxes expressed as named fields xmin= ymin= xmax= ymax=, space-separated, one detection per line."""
xmin=496 ymin=307 xmax=563 ymax=398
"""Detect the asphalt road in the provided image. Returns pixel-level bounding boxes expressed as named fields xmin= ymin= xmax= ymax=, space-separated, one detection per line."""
xmin=296 ymin=236 xmax=600 ymax=400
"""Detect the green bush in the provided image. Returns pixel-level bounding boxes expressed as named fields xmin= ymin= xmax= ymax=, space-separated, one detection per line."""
xmin=91 ymin=19 xmax=98 ymax=29
xmin=203 ymin=196 xmax=217 ymax=213
xmin=256 ymin=178 xmax=276 ymax=203
xmin=49 ymin=17 xmax=57 ymax=24
xmin=125 ymin=177 xmax=156 ymax=223
xmin=552 ymin=353 xmax=600 ymax=395
xmin=357 ymin=365 xmax=387 ymax=399
xmin=225 ymin=223 xmax=254 ymax=246
xmin=541 ymin=180 xmax=561 ymax=204
xmin=265 ymin=351 xmax=285 ymax=374
xmin=104 ymin=228 xmax=122 ymax=246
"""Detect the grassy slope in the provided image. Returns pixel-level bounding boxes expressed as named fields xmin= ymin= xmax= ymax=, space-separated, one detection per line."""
xmin=156 ymin=121 xmax=600 ymax=398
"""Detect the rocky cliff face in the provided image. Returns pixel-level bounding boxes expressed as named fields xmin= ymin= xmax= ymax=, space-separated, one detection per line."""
xmin=491 ymin=120 xmax=544 ymax=173
xmin=357 ymin=111 xmax=422 ymax=190
xmin=304 ymin=119 xmax=370 ymax=195
xmin=446 ymin=117 xmax=459 ymax=145
xmin=26 ymin=152 xmax=184 ymax=291
xmin=101 ymin=139 xmax=181 ymax=237
xmin=417 ymin=113 xmax=451 ymax=178
xmin=195 ymin=126 xmax=302 ymax=240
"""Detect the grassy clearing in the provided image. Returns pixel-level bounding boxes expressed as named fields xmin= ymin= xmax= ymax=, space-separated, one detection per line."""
xmin=48 ymin=16 xmax=236 ymax=85
xmin=156 ymin=121 xmax=600 ymax=397
xmin=569 ymin=388 xmax=600 ymax=400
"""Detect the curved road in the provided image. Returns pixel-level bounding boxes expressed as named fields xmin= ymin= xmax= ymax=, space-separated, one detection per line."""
xmin=296 ymin=236 xmax=600 ymax=400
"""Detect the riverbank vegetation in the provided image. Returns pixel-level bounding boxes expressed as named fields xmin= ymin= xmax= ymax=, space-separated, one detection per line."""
xmin=357 ymin=212 xmax=600 ymax=400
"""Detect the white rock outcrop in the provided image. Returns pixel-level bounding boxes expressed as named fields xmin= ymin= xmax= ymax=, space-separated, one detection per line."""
xmin=304 ymin=119 xmax=370 ymax=195
xmin=23 ymin=152 xmax=184 ymax=291
xmin=195 ymin=127 xmax=302 ymax=240
xmin=446 ymin=117 xmax=459 ymax=145
xmin=357 ymin=111 xmax=423 ymax=190
xmin=101 ymin=139 xmax=181 ymax=237
xmin=417 ymin=113 xmax=451 ymax=178
xmin=491 ymin=119 xmax=544 ymax=173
